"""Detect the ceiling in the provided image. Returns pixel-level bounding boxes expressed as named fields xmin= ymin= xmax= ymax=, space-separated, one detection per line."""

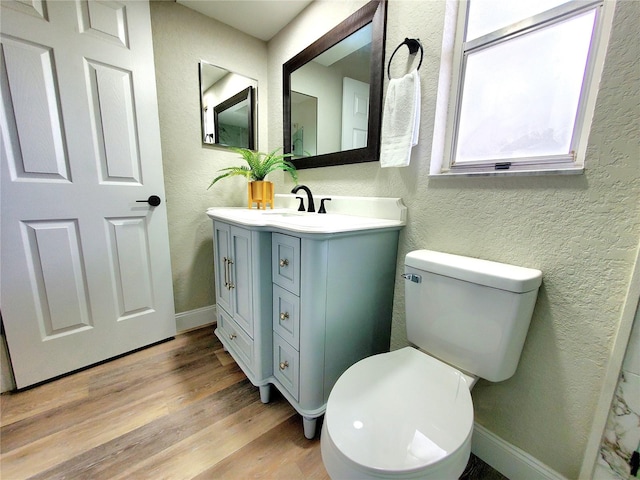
xmin=176 ymin=0 xmax=314 ymax=41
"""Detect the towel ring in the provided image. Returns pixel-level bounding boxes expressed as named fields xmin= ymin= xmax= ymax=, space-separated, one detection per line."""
xmin=387 ymin=38 xmax=423 ymax=80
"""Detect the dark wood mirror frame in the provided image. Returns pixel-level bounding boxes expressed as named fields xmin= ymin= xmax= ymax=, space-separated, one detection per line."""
xmin=283 ymin=0 xmax=387 ymax=170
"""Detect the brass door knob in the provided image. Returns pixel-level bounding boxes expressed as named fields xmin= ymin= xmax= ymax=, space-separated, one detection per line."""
xmin=279 ymin=361 xmax=289 ymax=370
xmin=279 ymin=259 xmax=289 ymax=267
xmin=280 ymin=312 xmax=289 ymax=320
xmin=229 ymin=333 xmax=237 ymax=340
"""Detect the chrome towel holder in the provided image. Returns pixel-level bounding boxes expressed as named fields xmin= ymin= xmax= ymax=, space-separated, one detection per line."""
xmin=387 ymin=38 xmax=423 ymax=80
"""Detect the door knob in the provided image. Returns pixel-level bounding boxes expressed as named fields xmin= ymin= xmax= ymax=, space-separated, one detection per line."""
xmin=136 ymin=195 xmax=161 ymax=207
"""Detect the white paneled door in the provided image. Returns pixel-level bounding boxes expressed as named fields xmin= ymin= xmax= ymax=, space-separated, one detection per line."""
xmin=0 ymin=0 xmax=176 ymax=388
xmin=341 ymin=77 xmax=369 ymax=150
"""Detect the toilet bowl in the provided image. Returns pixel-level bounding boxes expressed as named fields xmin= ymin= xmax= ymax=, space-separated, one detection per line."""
xmin=321 ymin=347 xmax=474 ymax=480
xmin=320 ymin=250 xmax=542 ymax=479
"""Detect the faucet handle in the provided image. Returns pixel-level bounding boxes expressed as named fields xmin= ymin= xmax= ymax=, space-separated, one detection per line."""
xmin=296 ymin=196 xmax=305 ymax=211
xmin=318 ymin=198 xmax=331 ymax=214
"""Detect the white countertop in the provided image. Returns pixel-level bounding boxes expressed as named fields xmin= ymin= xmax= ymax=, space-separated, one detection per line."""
xmin=207 ymin=194 xmax=407 ymax=234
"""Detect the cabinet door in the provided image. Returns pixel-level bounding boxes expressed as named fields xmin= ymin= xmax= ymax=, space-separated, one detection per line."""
xmin=213 ymin=222 xmax=232 ymax=315
xmin=230 ymin=226 xmax=253 ymax=337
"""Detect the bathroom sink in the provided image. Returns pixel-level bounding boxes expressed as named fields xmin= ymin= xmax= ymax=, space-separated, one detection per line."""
xmin=260 ymin=211 xmax=306 ymax=217
xmin=268 ymin=212 xmax=395 ymax=230
xmin=207 ymin=195 xmax=407 ymax=235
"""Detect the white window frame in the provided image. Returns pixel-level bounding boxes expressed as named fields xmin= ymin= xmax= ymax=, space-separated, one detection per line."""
xmin=431 ymin=0 xmax=617 ymax=176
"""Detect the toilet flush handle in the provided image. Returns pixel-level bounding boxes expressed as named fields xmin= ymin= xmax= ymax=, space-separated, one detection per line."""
xmin=401 ymin=273 xmax=422 ymax=283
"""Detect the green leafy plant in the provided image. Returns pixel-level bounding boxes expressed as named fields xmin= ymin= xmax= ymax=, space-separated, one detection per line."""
xmin=208 ymin=147 xmax=298 ymax=189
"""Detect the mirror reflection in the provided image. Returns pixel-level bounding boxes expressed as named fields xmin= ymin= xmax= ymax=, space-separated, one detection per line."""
xmin=283 ymin=0 xmax=386 ymax=170
xmin=199 ymin=61 xmax=257 ymax=150
xmin=290 ymin=24 xmax=371 ymax=158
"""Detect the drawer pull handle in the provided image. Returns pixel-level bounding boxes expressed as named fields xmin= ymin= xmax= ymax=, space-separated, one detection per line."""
xmin=227 ymin=258 xmax=234 ymax=290
xmin=279 ymin=259 xmax=289 ymax=267
xmin=280 ymin=312 xmax=289 ymax=321
xmin=279 ymin=361 xmax=289 ymax=370
xmin=229 ymin=333 xmax=237 ymax=340
xmin=223 ymin=257 xmax=234 ymax=290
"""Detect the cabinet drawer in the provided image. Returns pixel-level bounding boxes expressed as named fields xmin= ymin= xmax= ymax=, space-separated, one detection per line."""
xmin=273 ymin=333 xmax=299 ymax=401
xmin=273 ymin=284 xmax=300 ymax=350
xmin=272 ymin=233 xmax=300 ymax=295
xmin=218 ymin=309 xmax=254 ymax=371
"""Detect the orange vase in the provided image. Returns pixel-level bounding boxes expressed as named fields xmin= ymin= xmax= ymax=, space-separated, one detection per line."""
xmin=248 ymin=181 xmax=274 ymax=209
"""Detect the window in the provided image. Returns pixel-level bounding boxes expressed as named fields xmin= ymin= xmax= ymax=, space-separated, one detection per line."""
xmin=432 ymin=0 xmax=616 ymax=175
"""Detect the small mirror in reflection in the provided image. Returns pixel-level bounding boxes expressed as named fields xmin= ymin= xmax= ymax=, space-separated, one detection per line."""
xmin=291 ymin=91 xmax=317 ymax=157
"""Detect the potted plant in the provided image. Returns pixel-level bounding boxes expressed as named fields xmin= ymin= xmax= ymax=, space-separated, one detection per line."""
xmin=208 ymin=147 xmax=298 ymax=209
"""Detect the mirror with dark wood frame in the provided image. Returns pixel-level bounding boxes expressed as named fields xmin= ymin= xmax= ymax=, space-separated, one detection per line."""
xmin=283 ymin=0 xmax=387 ymax=169
xmin=200 ymin=61 xmax=257 ymax=150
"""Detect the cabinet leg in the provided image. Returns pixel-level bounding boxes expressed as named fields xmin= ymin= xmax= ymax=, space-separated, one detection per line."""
xmin=259 ymin=385 xmax=271 ymax=404
xmin=303 ymin=416 xmax=317 ymax=439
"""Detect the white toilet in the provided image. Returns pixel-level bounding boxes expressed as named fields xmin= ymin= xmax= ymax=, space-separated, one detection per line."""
xmin=321 ymin=250 xmax=542 ymax=479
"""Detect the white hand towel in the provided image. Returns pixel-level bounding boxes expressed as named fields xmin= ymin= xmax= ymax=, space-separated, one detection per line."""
xmin=379 ymin=69 xmax=421 ymax=168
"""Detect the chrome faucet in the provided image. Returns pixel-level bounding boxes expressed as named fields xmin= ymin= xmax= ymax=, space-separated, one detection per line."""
xmin=291 ymin=185 xmax=315 ymax=213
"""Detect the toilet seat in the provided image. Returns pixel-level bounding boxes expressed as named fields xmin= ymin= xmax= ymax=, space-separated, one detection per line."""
xmin=323 ymin=347 xmax=474 ymax=476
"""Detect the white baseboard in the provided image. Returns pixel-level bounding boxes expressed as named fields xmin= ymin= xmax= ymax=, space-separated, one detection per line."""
xmin=472 ymin=423 xmax=568 ymax=480
xmin=175 ymin=305 xmax=216 ymax=333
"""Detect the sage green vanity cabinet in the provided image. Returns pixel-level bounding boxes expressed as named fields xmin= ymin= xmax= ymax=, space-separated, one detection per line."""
xmin=271 ymin=231 xmax=401 ymax=438
xmin=213 ymin=221 xmax=272 ymax=401
xmin=209 ymin=199 xmax=405 ymax=438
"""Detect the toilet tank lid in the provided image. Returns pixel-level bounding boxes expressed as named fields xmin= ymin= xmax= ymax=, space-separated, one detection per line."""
xmin=405 ymin=250 xmax=542 ymax=293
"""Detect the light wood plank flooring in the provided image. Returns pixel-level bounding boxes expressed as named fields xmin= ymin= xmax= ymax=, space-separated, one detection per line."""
xmin=1 ymin=327 xmax=506 ymax=479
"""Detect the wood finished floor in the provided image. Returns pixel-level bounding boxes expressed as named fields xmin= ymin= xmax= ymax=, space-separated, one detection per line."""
xmin=0 ymin=327 xmax=507 ymax=480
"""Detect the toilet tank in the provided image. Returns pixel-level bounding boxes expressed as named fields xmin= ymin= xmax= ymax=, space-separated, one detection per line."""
xmin=404 ymin=250 xmax=542 ymax=382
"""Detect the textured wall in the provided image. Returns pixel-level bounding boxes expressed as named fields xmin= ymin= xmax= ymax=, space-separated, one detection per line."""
xmin=149 ymin=1 xmax=269 ymax=314
xmin=267 ymin=1 xmax=640 ymax=478
xmin=150 ymin=0 xmax=639 ymax=477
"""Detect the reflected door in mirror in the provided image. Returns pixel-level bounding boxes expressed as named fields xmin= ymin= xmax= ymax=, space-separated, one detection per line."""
xmin=341 ymin=77 xmax=370 ymax=150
